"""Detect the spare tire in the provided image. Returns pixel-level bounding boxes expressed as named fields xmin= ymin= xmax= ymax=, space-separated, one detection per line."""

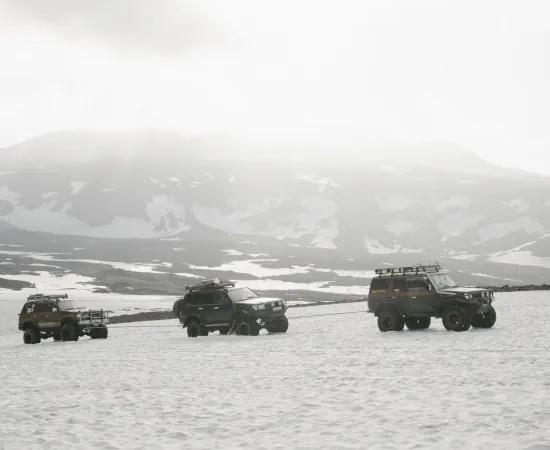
xmin=173 ymin=299 xmax=183 ymax=318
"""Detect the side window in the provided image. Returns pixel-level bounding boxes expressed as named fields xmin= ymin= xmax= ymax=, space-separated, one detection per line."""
xmin=34 ymin=303 xmax=52 ymax=313
xmin=22 ymin=303 xmax=35 ymax=314
xmin=186 ymin=293 xmax=202 ymax=306
xmin=211 ymin=292 xmax=230 ymax=305
xmin=370 ymin=278 xmax=389 ymax=293
xmin=407 ymin=278 xmax=429 ymax=292
xmin=203 ymin=292 xmax=224 ymax=305
xmin=392 ymin=278 xmax=407 ymax=292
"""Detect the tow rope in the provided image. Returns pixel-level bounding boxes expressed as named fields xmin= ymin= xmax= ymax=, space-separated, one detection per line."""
xmin=108 ymin=310 xmax=367 ymax=328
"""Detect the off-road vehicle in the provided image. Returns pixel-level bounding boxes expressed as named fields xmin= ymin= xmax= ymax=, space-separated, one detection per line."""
xmin=18 ymin=293 xmax=109 ymax=344
xmin=367 ymin=264 xmax=496 ymax=332
xmin=173 ymin=279 xmax=289 ymax=337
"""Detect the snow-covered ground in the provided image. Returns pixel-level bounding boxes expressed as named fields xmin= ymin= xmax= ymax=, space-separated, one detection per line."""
xmin=0 ymin=293 xmax=549 ymax=449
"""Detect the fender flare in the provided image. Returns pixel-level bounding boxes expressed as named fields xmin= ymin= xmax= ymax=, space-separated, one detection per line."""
xmin=183 ymin=315 xmax=202 ymax=327
xmin=374 ymin=302 xmax=401 ymax=317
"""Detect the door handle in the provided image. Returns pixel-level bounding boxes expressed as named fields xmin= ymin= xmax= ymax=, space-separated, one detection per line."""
xmin=411 ymin=297 xmax=417 ymax=300
xmin=198 ymin=307 xmax=204 ymax=310
xmin=213 ymin=307 xmax=220 ymax=310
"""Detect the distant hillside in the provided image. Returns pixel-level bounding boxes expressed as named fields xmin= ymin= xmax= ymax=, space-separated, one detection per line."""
xmin=1 ymin=130 xmax=550 ymax=290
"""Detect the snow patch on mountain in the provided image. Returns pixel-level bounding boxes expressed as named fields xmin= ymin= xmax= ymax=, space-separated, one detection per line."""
xmin=0 ymin=193 xmax=190 ymax=237
xmin=434 ymin=195 xmax=471 ymax=212
xmin=478 ymin=217 xmax=544 ymax=243
xmin=375 ymin=195 xmax=416 ymax=212
xmin=385 ymin=220 xmax=416 ymax=236
xmin=438 ymin=213 xmax=484 ymax=241
xmin=364 ymin=237 xmax=401 ymax=254
xmin=489 ymin=250 xmax=550 ymax=269
xmin=70 ymin=181 xmax=87 ymax=195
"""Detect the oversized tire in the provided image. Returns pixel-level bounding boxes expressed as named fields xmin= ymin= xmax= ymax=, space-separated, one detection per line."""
xmin=236 ymin=319 xmax=260 ymax=336
xmin=377 ymin=309 xmax=404 ymax=332
xmin=471 ymin=305 xmax=496 ymax=329
xmin=60 ymin=323 xmax=79 ymax=341
xmin=90 ymin=326 xmax=108 ymax=339
xmin=23 ymin=328 xmax=40 ymax=344
xmin=267 ymin=317 xmax=289 ymax=333
xmin=442 ymin=306 xmax=471 ymax=332
xmin=405 ymin=317 xmax=431 ymax=330
xmin=200 ymin=327 xmax=209 ymax=336
xmin=418 ymin=317 xmax=431 ymax=329
xmin=186 ymin=319 xmax=201 ymax=338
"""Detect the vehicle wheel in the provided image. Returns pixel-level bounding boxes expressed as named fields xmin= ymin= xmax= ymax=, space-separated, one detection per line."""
xmin=267 ymin=317 xmax=289 ymax=333
xmin=23 ymin=328 xmax=40 ymax=344
xmin=53 ymin=331 xmax=61 ymax=341
xmin=442 ymin=306 xmax=471 ymax=332
xmin=418 ymin=317 xmax=431 ymax=329
xmin=186 ymin=320 xmax=201 ymax=338
xmin=91 ymin=326 xmax=108 ymax=339
xmin=236 ymin=320 xmax=260 ymax=336
xmin=200 ymin=327 xmax=209 ymax=336
xmin=471 ymin=305 xmax=496 ymax=328
xmin=377 ymin=309 xmax=404 ymax=332
xmin=405 ymin=317 xmax=431 ymax=330
xmin=60 ymin=323 xmax=79 ymax=341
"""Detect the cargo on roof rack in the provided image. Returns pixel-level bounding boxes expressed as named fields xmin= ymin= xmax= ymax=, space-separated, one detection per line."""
xmin=185 ymin=279 xmax=236 ymax=292
xmin=26 ymin=293 xmax=69 ymax=301
xmin=374 ymin=264 xmax=441 ymax=277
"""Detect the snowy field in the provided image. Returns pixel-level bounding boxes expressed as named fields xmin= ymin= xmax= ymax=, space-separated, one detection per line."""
xmin=1 ymin=292 xmax=549 ymax=449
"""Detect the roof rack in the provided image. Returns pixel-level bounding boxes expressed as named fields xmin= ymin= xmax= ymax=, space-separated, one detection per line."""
xmin=374 ymin=264 xmax=441 ymax=277
xmin=185 ymin=279 xmax=235 ymax=292
xmin=26 ymin=293 xmax=69 ymax=301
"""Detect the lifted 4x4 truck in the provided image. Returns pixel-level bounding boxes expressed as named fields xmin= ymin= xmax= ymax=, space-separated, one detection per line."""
xmin=173 ymin=279 xmax=289 ymax=337
xmin=368 ymin=264 xmax=496 ymax=332
xmin=18 ymin=294 xmax=109 ymax=344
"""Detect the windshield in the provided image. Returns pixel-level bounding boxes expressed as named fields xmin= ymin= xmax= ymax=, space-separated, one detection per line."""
xmin=228 ymin=287 xmax=258 ymax=302
xmin=58 ymin=300 xmax=84 ymax=311
xmin=429 ymin=273 xmax=458 ymax=291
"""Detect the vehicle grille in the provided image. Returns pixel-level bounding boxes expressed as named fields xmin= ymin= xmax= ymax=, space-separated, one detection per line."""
xmin=80 ymin=310 xmax=107 ymax=323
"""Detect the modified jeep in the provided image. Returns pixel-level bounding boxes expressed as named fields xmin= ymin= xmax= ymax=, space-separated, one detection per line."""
xmin=173 ymin=279 xmax=289 ymax=337
xmin=367 ymin=264 xmax=496 ymax=332
xmin=18 ymin=293 xmax=109 ymax=344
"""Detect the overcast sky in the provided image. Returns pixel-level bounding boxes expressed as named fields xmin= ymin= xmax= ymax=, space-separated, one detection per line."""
xmin=0 ymin=0 xmax=549 ymax=173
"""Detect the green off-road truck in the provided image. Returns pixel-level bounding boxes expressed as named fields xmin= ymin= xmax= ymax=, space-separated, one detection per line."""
xmin=18 ymin=293 xmax=109 ymax=344
xmin=173 ymin=279 xmax=289 ymax=337
xmin=367 ymin=264 xmax=496 ymax=332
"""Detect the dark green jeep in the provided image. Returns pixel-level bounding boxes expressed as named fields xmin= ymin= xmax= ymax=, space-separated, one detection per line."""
xmin=173 ymin=279 xmax=289 ymax=337
xmin=367 ymin=265 xmax=496 ymax=332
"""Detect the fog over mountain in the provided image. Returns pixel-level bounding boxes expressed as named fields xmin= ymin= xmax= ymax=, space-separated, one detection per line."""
xmin=1 ymin=131 xmax=550 ymax=292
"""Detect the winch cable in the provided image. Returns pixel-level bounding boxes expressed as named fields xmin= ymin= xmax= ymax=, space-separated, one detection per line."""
xmin=107 ymin=310 xmax=368 ymax=328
